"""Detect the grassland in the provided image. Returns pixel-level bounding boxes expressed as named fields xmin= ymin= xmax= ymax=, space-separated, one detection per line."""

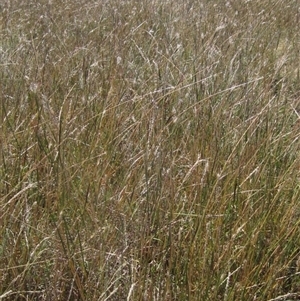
xmin=1 ymin=0 xmax=300 ymax=300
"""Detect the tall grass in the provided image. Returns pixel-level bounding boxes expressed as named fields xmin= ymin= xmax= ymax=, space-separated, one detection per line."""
xmin=1 ymin=0 xmax=300 ymax=300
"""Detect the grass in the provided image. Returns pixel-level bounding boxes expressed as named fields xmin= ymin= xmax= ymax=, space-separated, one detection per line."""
xmin=0 ymin=0 xmax=300 ymax=300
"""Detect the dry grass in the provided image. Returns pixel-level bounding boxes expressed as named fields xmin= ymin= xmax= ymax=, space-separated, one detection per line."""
xmin=1 ymin=0 xmax=300 ymax=300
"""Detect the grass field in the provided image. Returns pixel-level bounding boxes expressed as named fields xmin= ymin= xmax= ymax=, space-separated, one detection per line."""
xmin=1 ymin=0 xmax=300 ymax=300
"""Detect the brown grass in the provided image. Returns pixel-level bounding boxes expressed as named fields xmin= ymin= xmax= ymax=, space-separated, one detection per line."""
xmin=1 ymin=0 xmax=300 ymax=300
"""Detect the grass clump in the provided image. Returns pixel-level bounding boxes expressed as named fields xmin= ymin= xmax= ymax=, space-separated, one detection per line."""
xmin=1 ymin=0 xmax=300 ymax=300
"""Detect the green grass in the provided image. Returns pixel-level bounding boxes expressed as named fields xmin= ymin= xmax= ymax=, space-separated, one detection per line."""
xmin=1 ymin=0 xmax=300 ymax=300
